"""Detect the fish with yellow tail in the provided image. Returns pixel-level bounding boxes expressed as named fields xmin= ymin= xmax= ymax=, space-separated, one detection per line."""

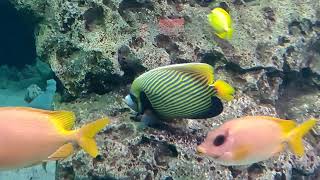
xmin=125 ymin=63 xmax=235 ymax=126
xmin=208 ymin=7 xmax=233 ymax=40
xmin=0 ymin=107 xmax=109 ymax=170
xmin=197 ymin=116 xmax=317 ymax=166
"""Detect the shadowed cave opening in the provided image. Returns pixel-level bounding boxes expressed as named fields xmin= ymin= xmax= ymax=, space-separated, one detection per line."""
xmin=0 ymin=0 xmax=36 ymax=68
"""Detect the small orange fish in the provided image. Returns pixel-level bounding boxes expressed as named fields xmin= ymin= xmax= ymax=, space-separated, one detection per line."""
xmin=197 ymin=116 xmax=317 ymax=166
xmin=0 ymin=107 xmax=109 ymax=170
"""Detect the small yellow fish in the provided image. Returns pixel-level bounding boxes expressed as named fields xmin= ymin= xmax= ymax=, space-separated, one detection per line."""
xmin=208 ymin=7 xmax=233 ymax=40
xmin=197 ymin=116 xmax=317 ymax=166
xmin=0 ymin=107 xmax=109 ymax=170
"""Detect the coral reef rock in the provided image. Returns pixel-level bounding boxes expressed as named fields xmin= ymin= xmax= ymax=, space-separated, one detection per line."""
xmin=9 ymin=0 xmax=320 ymax=179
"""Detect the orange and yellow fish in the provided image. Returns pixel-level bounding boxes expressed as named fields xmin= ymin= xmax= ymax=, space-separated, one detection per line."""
xmin=197 ymin=116 xmax=317 ymax=166
xmin=0 ymin=107 xmax=109 ymax=170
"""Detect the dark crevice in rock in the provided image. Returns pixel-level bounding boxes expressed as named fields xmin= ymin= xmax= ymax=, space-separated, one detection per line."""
xmin=225 ymin=59 xmax=320 ymax=88
xmin=275 ymin=70 xmax=320 ymax=119
xmin=84 ymin=72 xmax=123 ymax=95
xmin=60 ymin=6 xmax=78 ymax=34
xmin=193 ymin=0 xmax=215 ymax=7
xmin=273 ymin=172 xmax=286 ymax=180
xmin=262 ymin=7 xmax=276 ymax=22
xmin=136 ymin=135 xmax=179 ymax=169
xmin=102 ymin=0 xmax=117 ymax=11
xmin=247 ymin=163 xmax=265 ymax=177
xmin=228 ymin=167 xmax=242 ymax=178
xmin=292 ymin=167 xmax=315 ymax=179
xmin=56 ymin=166 xmax=75 ymax=180
xmin=172 ymin=58 xmax=189 ymax=64
xmin=83 ymin=5 xmax=105 ymax=31
xmin=118 ymin=0 xmax=154 ymax=25
xmin=219 ymin=2 xmax=231 ymax=13
xmin=155 ymin=34 xmax=180 ymax=56
xmin=224 ymin=55 xmax=320 ymax=114
xmin=87 ymin=173 xmax=119 ymax=180
xmin=118 ymin=45 xmax=147 ymax=83
xmin=278 ymin=36 xmax=290 ymax=46
xmin=154 ymin=142 xmax=179 ymax=167
xmin=288 ymin=19 xmax=314 ymax=36
xmin=200 ymin=50 xmax=227 ymax=67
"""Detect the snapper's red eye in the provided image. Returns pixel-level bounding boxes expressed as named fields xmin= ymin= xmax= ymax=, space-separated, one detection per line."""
xmin=213 ymin=135 xmax=225 ymax=146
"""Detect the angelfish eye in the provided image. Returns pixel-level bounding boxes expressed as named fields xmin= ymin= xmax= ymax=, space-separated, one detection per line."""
xmin=213 ymin=135 xmax=226 ymax=146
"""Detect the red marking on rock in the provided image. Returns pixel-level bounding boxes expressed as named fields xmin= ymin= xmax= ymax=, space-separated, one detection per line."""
xmin=158 ymin=17 xmax=185 ymax=36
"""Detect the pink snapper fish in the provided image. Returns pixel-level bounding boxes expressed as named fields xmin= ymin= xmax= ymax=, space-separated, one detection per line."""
xmin=0 ymin=107 xmax=109 ymax=170
xmin=197 ymin=116 xmax=317 ymax=166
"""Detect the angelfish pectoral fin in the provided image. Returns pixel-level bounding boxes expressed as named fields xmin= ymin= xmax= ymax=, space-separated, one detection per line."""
xmin=48 ymin=143 xmax=74 ymax=160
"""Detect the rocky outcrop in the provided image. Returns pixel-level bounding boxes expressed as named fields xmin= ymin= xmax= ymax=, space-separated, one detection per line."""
xmin=9 ymin=0 xmax=320 ymax=179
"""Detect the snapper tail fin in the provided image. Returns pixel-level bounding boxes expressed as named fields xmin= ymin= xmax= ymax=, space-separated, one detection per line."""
xmin=286 ymin=118 xmax=317 ymax=157
xmin=76 ymin=118 xmax=110 ymax=157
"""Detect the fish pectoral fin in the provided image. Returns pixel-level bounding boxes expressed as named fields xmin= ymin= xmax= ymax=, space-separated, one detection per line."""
xmin=287 ymin=118 xmax=317 ymax=157
xmin=49 ymin=111 xmax=76 ymax=131
xmin=48 ymin=143 xmax=74 ymax=160
xmin=232 ymin=145 xmax=250 ymax=161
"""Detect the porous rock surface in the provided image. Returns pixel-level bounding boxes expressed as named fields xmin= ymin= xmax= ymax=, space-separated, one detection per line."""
xmin=9 ymin=0 xmax=320 ymax=179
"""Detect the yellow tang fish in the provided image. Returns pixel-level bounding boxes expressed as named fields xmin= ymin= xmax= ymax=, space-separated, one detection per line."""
xmin=197 ymin=116 xmax=317 ymax=166
xmin=0 ymin=107 xmax=109 ymax=170
xmin=208 ymin=7 xmax=233 ymax=40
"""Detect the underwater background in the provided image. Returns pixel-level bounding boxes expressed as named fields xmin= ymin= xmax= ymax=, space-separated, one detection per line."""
xmin=0 ymin=0 xmax=319 ymax=179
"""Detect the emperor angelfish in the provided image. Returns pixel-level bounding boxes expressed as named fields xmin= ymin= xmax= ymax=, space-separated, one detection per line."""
xmin=125 ymin=63 xmax=235 ymax=120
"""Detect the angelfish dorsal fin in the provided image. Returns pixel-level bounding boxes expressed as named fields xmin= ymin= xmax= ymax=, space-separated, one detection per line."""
xmin=155 ymin=63 xmax=214 ymax=84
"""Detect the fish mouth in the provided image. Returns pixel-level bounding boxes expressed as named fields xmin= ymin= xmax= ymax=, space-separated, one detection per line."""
xmin=196 ymin=146 xmax=221 ymax=159
xmin=211 ymin=154 xmax=221 ymax=159
xmin=196 ymin=146 xmax=207 ymax=155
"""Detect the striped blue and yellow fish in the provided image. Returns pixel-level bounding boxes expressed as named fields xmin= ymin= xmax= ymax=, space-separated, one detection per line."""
xmin=124 ymin=63 xmax=235 ymax=120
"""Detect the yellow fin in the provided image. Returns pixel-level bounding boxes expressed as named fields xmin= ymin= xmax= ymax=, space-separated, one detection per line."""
xmin=155 ymin=63 xmax=214 ymax=84
xmin=48 ymin=143 xmax=74 ymax=160
xmin=211 ymin=80 xmax=235 ymax=101
xmin=216 ymin=28 xmax=233 ymax=40
xmin=286 ymin=118 xmax=317 ymax=157
xmin=232 ymin=145 xmax=250 ymax=161
xmin=253 ymin=116 xmax=297 ymax=134
xmin=77 ymin=118 xmax=110 ymax=157
xmin=49 ymin=111 xmax=76 ymax=131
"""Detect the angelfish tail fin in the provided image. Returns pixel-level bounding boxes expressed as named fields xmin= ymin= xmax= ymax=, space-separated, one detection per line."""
xmin=211 ymin=80 xmax=235 ymax=101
